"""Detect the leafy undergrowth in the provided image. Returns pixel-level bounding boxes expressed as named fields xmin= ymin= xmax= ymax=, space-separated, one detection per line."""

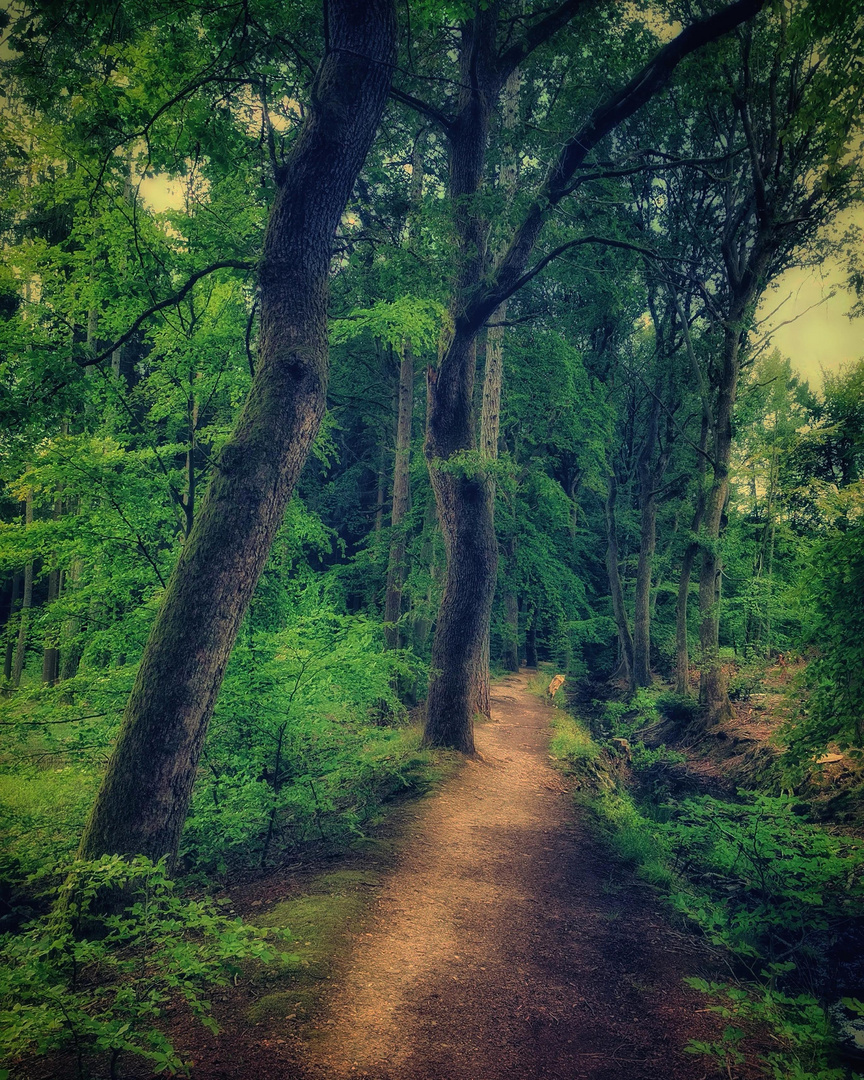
xmin=0 ymin=856 xmax=291 ymax=1080
xmin=541 ymin=671 xmax=864 ymax=1080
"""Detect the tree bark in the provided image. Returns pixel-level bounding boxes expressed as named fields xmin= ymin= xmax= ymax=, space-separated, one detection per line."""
xmin=423 ymin=11 xmax=499 ymax=753
xmin=78 ymin=0 xmax=396 ymax=865
xmin=633 ymin=404 xmax=670 ymax=688
xmin=698 ymin=325 xmax=739 ymax=721
xmin=675 ymin=417 xmax=709 ymax=697
xmin=604 ymin=472 xmax=634 ymax=691
xmin=383 ymin=340 xmax=414 ymax=650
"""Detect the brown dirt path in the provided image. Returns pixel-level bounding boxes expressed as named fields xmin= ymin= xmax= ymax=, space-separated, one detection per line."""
xmin=297 ymin=672 xmax=739 ymax=1080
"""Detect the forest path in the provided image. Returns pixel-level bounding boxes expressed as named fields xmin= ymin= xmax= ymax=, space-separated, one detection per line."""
xmin=297 ymin=671 xmax=729 ymax=1080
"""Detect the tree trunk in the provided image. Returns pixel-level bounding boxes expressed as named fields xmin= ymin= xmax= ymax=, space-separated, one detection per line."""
xmin=525 ymin=614 xmax=538 ymax=669
xmin=676 ymin=418 xmax=709 ymax=696
xmin=424 ymin=333 xmax=499 ymax=754
xmin=420 ymin=0 xmax=763 ymax=749
xmin=60 ymin=557 xmax=83 ymax=685
xmin=604 ymin=472 xmax=634 ymax=692
xmin=423 ymin=11 xmax=499 ymax=752
xmin=633 ymin=404 xmax=668 ymax=688
xmin=12 ymin=491 xmax=34 ymax=688
xmin=3 ymin=573 xmax=21 ymax=683
xmin=698 ymin=326 xmax=739 ymax=722
xmin=78 ymin=0 xmax=396 ymax=865
xmin=383 ymin=340 xmax=414 ymax=650
xmin=41 ymin=498 xmax=62 ymax=686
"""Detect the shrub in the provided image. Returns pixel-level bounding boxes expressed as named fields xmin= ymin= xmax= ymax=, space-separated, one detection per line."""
xmin=0 ymin=856 xmax=289 ymax=1079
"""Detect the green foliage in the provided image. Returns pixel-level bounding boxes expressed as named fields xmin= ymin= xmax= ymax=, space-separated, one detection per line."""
xmin=661 ymin=794 xmax=864 ymax=964
xmin=548 ymin=713 xmax=600 ymax=768
xmin=785 ymin=516 xmax=864 ymax=771
xmin=184 ymin=585 xmax=431 ymax=870
xmin=594 ymin=688 xmax=660 ymax=738
xmin=0 ymin=856 xmax=288 ymax=1078
xmin=654 ymin=692 xmax=700 ymax=726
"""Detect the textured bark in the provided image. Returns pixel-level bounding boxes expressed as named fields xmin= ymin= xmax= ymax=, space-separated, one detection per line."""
xmin=78 ymin=0 xmax=396 ymax=864
xmin=604 ymin=472 xmax=634 ymax=691
xmin=698 ymin=326 xmax=739 ymax=722
xmin=383 ymin=340 xmax=414 ymax=650
xmin=423 ymin=10 xmax=499 ymax=752
xmin=675 ymin=418 xmax=709 ymax=697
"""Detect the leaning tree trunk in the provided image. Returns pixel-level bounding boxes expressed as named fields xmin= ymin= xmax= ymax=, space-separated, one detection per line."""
xmin=78 ymin=0 xmax=396 ymax=865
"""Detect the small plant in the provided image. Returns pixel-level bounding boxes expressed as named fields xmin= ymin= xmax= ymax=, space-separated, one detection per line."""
xmin=0 ymin=855 xmax=290 ymax=1078
xmin=655 ymin=692 xmax=700 ymax=726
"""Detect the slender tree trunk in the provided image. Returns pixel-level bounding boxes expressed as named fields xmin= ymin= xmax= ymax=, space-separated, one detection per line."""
xmin=78 ymin=0 xmax=396 ymax=865
xmin=41 ymin=498 xmax=62 ymax=686
xmin=633 ymin=485 xmax=657 ymax=688
xmin=383 ymin=340 xmax=414 ymax=650
xmin=3 ymin=572 xmax=21 ymax=683
xmin=383 ymin=136 xmax=424 ymax=652
xmin=501 ymin=535 xmax=519 ymax=672
xmin=604 ymin=472 xmax=634 ymax=691
xmin=698 ymin=326 xmax=739 ymax=721
xmin=525 ymin=613 xmax=538 ymax=668
xmin=633 ymin=406 xmax=669 ymax=688
xmin=12 ymin=491 xmax=34 ymax=688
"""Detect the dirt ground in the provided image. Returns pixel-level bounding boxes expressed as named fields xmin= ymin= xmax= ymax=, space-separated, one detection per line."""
xmin=286 ymin=672 xmax=744 ymax=1080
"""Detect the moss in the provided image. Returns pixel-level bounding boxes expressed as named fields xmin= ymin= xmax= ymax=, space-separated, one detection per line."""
xmin=248 ymin=867 xmax=383 ymax=1025
xmin=247 ymin=988 xmax=319 ymax=1024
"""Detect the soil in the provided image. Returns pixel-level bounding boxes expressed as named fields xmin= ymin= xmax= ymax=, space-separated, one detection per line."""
xmin=286 ymin=671 xmax=751 ymax=1080
xmin=171 ymin=671 xmax=766 ymax=1080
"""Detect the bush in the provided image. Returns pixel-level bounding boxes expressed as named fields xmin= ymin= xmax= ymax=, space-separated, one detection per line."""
xmin=655 ymin=692 xmax=700 ymax=726
xmin=0 ymin=856 xmax=289 ymax=1079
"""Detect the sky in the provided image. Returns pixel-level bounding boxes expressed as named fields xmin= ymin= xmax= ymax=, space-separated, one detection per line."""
xmin=759 ymin=263 xmax=862 ymax=390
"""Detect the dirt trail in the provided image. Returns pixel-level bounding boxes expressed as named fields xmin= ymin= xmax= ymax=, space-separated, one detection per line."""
xmin=298 ymin=672 xmax=732 ymax=1080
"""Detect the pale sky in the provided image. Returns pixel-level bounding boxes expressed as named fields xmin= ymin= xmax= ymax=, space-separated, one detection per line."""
xmin=758 ymin=263 xmax=862 ymax=389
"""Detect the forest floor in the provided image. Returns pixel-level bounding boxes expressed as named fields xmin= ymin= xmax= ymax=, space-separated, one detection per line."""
xmin=181 ymin=671 xmax=764 ymax=1080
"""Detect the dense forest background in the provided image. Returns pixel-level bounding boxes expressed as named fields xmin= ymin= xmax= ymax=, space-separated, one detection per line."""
xmin=1 ymin=0 xmax=864 ymax=1077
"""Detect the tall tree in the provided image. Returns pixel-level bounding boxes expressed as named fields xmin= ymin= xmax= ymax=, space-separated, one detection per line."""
xmin=78 ymin=0 xmax=397 ymax=864
xmin=413 ymin=0 xmax=765 ymax=751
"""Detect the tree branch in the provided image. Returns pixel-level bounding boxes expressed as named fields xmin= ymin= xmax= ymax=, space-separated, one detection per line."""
xmin=75 ymin=260 xmax=254 ymax=368
xmin=496 ymin=0 xmax=593 ymax=82
xmin=467 ymin=0 xmax=765 ymax=324
xmin=390 ymin=86 xmax=455 ymax=133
